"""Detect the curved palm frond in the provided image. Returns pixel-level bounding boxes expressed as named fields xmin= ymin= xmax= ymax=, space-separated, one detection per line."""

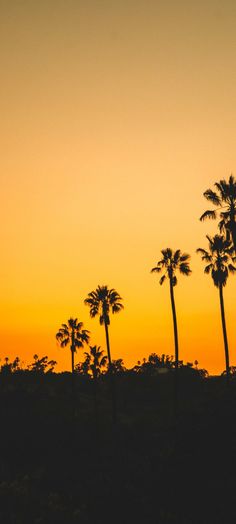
xmin=203 ymin=189 xmax=221 ymax=205
xmin=200 ymin=210 xmax=217 ymax=221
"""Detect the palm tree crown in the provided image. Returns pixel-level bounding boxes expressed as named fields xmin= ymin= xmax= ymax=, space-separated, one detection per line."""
xmin=56 ymin=318 xmax=90 ymax=373
xmin=84 ymin=285 xmax=124 ymax=325
xmin=200 ymin=175 xmax=236 ymax=249
xmin=151 ymin=248 xmax=191 ymax=284
xmin=83 ymin=345 xmax=108 ymax=380
xmin=196 ymin=235 xmax=236 ymax=287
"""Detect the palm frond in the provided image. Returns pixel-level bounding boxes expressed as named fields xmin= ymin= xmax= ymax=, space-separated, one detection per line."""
xmin=203 ymin=189 xmax=221 ymax=206
xmin=159 ymin=275 xmax=166 ymax=285
xmin=151 ymin=266 xmax=161 ymax=273
xmin=204 ymin=264 xmax=213 ymax=274
xmin=179 ymin=253 xmax=190 ymax=262
xmin=228 ymin=264 xmax=236 ymax=274
xmin=200 ymin=210 xmax=217 ymax=221
xmin=179 ymin=263 xmax=191 ymax=276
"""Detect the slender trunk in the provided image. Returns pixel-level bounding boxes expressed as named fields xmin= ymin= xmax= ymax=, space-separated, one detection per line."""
xmin=70 ymin=343 xmax=76 ymax=416
xmin=169 ymin=280 xmax=179 ymax=368
xmin=93 ymin=375 xmax=99 ymax=437
xmin=104 ymin=322 xmax=117 ymax=424
xmin=104 ymin=322 xmax=112 ymax=368
xmin=71 ymin=346 xmax=75 ymax=374
xmin=219 ymin=284 xmax=230 ymax=383
xmin=169 ymin=279 xmax=179 ymax=417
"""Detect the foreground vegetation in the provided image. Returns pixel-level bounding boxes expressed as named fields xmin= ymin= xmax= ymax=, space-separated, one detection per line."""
xmin=0 ymin=359 xmax=235 ymax=524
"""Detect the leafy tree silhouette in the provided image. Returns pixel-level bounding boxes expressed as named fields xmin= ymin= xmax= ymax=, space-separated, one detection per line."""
xmin=82 ymin=345 xmax=108 ymax=431
xmin=111 ymin=358 xmax=126 ymax=374
xmin=56 ymin=318 xmax=90 ymax=374
xmin=151 ymin=249 xmax=191 ymax=370
xmin=84 ymin=285 xmax=123 ymax=423
xmin=200 ymin=175 xmax=236 ymax=251
xmin=28 ymin=354 xmax=57 ymax=374
xmin=83 ymin=345 xmax=108 ymax=380
xmin=197 ymin=234 xmax=236 ymax=382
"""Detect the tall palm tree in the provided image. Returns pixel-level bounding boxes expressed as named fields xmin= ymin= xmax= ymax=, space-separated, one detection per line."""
xmin=197 ymin=235 xmax=236 ymax=382
xmin=151 ymin=249 xmax=191 ymax=369
xmin=56 ymin=318 xmax=90 ymax=374
xmin=84 ymin=285 xmax=123 ymax=369
xmin=84 ymin=285 xmax=123 ymax=424
xmin=200 ymin=175 xmax=236 ymax=251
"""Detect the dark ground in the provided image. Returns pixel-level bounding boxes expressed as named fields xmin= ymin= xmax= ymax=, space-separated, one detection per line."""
xmin=0 ymin=370 xmax=235 ymax=523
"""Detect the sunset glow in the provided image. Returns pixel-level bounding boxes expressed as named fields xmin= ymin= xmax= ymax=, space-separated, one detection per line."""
xmin=1 ymin=0 xmax=236 ymax=374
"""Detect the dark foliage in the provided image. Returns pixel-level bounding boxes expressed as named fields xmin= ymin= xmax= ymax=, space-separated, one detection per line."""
xmin=0 ymin=356 xmax=235 ymax=523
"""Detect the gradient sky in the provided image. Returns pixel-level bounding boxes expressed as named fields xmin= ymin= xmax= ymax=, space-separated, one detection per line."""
xmin=1 ymin=0 xmax=236 ymax=373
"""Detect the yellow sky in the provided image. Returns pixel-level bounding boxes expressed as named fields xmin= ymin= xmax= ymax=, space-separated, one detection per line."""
xmin=1 ymin=0 xmax=236 ymax=374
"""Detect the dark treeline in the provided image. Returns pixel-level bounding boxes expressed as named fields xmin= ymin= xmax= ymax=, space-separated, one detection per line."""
xmin=0 ymin=355 xmax=236 ymax=523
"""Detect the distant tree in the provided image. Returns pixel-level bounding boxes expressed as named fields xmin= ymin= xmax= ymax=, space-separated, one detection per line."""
xmin=83 ymin=345 xmax=108 ymax=380
xmin=111 ymin=358 xmax=126 ymax=373
xmin=200 ymin=175 xmax=236 ymax=251
xmin=151 ymin=249 xmax=191 ymax=370
xmin=0 ymin=356 xmax=22 ymax=374
xmin=56 ymin=318 xmax=90 ymax=374
xmin=197 ymin=234 xmax=236 ymax=382
xmin=84 ymin=285 xmax=124 ymax=423
xmin=28 ymin=354 xmax=57 ymax=374
xmin=133 ymin=353 xmax=174 ymax=375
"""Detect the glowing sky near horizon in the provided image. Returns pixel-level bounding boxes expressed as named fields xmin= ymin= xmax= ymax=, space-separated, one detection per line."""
xmin=1 ymin=0 xmax=236 ymax=373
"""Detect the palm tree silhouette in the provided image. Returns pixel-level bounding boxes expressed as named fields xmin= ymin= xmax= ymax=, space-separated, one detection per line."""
xmin=84 ymin=286 xmax=123 ymax=369
xmin=151 ymin=249 xmax=191 ymax=369
xmin=200 ymin=175 xmax=236 ymax=251
xmin=83 ymin=345 xmax=108 ymax=381
xmin=197 ymin=235 xmax=236 ymax=382
xmin=56 ymin=318 xmax=90 ymax=374
xmin=84 ymin=285 xmax=123 ymax=423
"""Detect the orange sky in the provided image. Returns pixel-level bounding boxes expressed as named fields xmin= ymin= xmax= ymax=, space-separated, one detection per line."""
xmin=1 ymin=0 xmax=236 ymax=374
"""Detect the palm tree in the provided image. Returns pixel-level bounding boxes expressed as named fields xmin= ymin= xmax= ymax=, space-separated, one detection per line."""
xmin=83 ymin=345 xmax=107 ymax=436
xmin=200 ymin=175 xmax=236 ymax=251
xmin=151 ymin=249 xmax=191 ymax=369
xmin=56 ymin=318 xmax=90 ymax=374
xmin=197 ymin=234 xmax=236 ymax=382
xmin=84 ymin=285 xmax=123 ymax=423
xmin=83 ymin=345 xmax=108 ymax=381
xmin=84 ymin=286 xmax=123 ymax=369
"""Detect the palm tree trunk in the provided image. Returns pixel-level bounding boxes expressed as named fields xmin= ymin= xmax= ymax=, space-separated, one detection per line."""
xmin=104 ymin=322 xmax=117 ymax=424
xmin=104 ymin=322 xmax=112 ymax=368
xmin=169 ymin=280 xmax=179 ymax=417
xmin=219 ymin=284 xmax=230 ymax=383
xmin=71 ymin=346 xmax=75 ymax=374
xmin=169 ymin=281 xmax=179 ymax=367
xmin=70 ymin=345 xmax=77 ymax=418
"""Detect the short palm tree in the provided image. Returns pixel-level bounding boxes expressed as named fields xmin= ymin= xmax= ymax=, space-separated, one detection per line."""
xmin=84 ymin=285 xmax=123 ymax=424
xmin=197 ymin=235 xmax=236 ymax=382
xmin=84 ymin=285 xmax=123 ymax=369
xmin=200 ymin=175 xmax=236 ymax=251
xmin=56 ymin=318 xmax=90 ymax=374
xmin=151 ymin=249 xmax=191 ymax=369
xmin=83 ymin=345 xmax=108 ymax=381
